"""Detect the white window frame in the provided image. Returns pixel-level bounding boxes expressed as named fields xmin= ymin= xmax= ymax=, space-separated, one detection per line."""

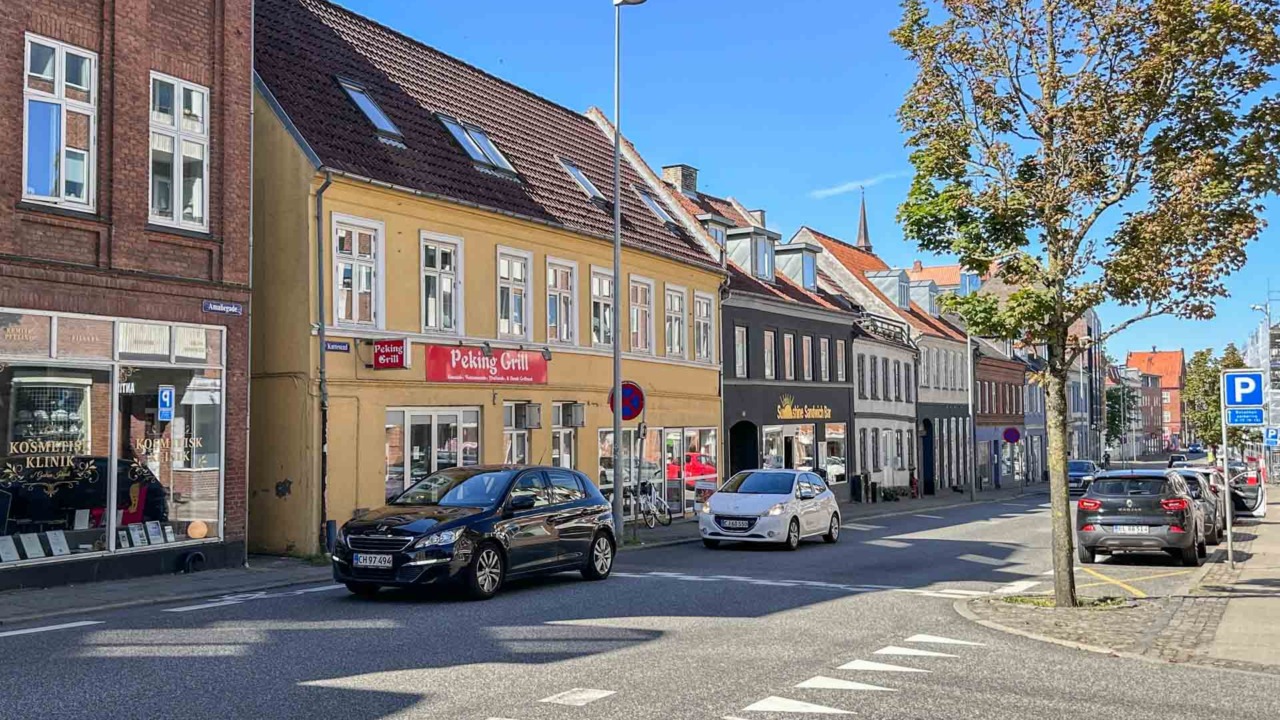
xmin=734 ymin=326 xmax=748 ymax=378
xmin=503 ymin=402 xmax=530 ymax=464
xmin=420 ymin=231 xmax=464 ymax=336
xmin=763 ymin=329 xmax=776 ymax=380
xmin=546 ymin=256 xmax=578 ymax=345
xmin=836 ymin=340 xmax=846 ymax=382
xmin=497 ymin=246 xmax=533 ymax=341
xmin=693 ymin=291 xmax=715 ymax=364
xmin=331 ymin=213 xmax=385 ymax=328
xmin=23 ymin=34 xmax=97 ymax=212
xmin=664 ymin=284 xmax=687 ymax=359
xmin=629 ymin=275 xmax=655 ymax=354
xmin=819 ymin=337 xmax=830 ymax=382
xmin=802 ymin=336 xmax=813 ymax=381
xmin=148 ymin=72 xmax=209 ymax=230
xmin=636 ymin=186 xmax=676 ymax=225
xmin=590 ymin=266 xmax=615 ymax=348
xmin=440 ymin=114 xmax=515 ymax=172
xmin=783 ymin=333 xmax=796 ymax=380
xmin=560 ymin=158 xmax=603 ymax=201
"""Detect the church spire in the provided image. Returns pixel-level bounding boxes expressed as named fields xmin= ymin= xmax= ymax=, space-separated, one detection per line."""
xmin=856 ymin=188 xmax=872 ymax=251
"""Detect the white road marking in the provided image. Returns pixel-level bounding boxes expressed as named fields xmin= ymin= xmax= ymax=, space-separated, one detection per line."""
xmin=0 ymin=620 xmax=103 ymax=638
xmin=904 ymin=634 xmax=986 ymax=646
xmin=994 ymin=580 xmax=1040 ymax=595
xmin=837 ymin=659 xmax=929 ymax=673
xmin=957 ymin=554 xmax=1005 ymax=566
xmin=797 ymin=676 xmax=896 ymax=691
xmin=539 ymin=688 xmax=616 ymax=706
xmin=914 ymin=514 xmax=944 ymax=519
xmin=163 ymin=600 xmax=244 ymax=613
xmin=742 ymin=696 xmax=853 ymax=714
xmin=841 ymin=522 xmax=885 ymax=530
xmin=863 ymin=539 xmax=911 ymax=548
xmin=894 ymin=588 xmax=988 ymax=599
xmin=290 ymin=584 xmax=345 ymax=594
xmin=873 ymin=645 xmax=958 ymax=658
xmin=916 ymin=591 xmax=982 ymax=599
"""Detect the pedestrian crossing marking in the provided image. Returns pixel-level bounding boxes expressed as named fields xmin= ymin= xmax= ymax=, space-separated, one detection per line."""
xmin=994 ymin=580 xmax=1040 ymax=595
xmin=957 ymin=553 xmax=1005 ymax=566
xmin=904 ymin=634 xmax=985 ymax=646
xmin=796 ymin=676 xmax=896 ymax=691
xmin=538 ymin=688 xmax=615 ymax=706
xmin=837 ymin=659 xmax=929 ymax=673
xmin=841 ymin=522 xmax=885 ymax=530
xmin=873 ymin=645 xmax=958 ymax=658
xmin=863 ymin=539 xmax=912 ymax=548
xmin=914 ymin=514 xmax=944 ymax=519
xmin=742 ymin=696 xmax=853 ymax=714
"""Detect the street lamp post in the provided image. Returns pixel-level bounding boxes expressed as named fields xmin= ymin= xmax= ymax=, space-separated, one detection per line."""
xmin=967 ymin=326 xmax=976 ymax=502
xmin=611 ymin=0 xmax=646 ymax=535
xmin=1251 ymin=303 xmax=1272 ymax=486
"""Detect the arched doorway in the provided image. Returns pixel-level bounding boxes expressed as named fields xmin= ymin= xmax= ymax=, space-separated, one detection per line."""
xmin=920 ymin=418 xmax=936 ymax=495
xmin=729 ymin=420 xmax=759 ymax=475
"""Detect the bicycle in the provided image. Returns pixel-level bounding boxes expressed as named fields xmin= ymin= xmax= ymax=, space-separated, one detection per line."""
xmin=634 ymin=480 xmax=672 ymax=529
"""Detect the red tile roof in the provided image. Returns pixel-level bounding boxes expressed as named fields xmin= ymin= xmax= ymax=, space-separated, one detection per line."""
xmin=907 ymin=262 xmax=963 ymax=288
xmin=255 ymin=0 xmax=718 ymax=270
xmin=1126 ymin=350 xmax=1185 ymax=387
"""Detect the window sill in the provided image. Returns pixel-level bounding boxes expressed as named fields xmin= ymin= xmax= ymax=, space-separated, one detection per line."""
xmin=146 ymin=223 xmax=216 ymax=242
xmin=16 ymin=200 xmax=101 ymax=223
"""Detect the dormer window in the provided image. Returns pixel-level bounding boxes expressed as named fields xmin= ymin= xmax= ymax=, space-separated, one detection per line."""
xmin=560 ymin=158 xmax=604 ymax=202
xmin=637 ymin=187 xmax=677 ymax=226
xmin=802 ymin=254 xmax=817 ymax=290
xmin=439 ymin=114 xmax=515 ymax=172
xmin=753 ymin=236 xmax=774 ymax=281
xmin=706 ymin=224 xmax=726 ymax=246
xmin=338 ymin=78 xmax=400 ymax=136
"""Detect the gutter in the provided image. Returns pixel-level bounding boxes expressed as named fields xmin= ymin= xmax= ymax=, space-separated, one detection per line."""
xmin=314 ymin=172 xmax=333 ymax=553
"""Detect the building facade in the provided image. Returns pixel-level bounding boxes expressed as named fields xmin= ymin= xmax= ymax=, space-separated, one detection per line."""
xmin=1127 ymin=348 xmax=1186 ymax=451
xmin=251 ymin=0 xmax=722 ymax=555
xmin=0 ymin=1 xmax=251 ymax=589
xmin=974 ymin=342 xmax=1027 ymax=488
xmin=1021 ymin=357 xmax=1047 ymax=483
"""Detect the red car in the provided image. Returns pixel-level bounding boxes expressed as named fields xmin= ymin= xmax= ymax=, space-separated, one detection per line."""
xmin=667 ymin=453 xmax=717 ymax=490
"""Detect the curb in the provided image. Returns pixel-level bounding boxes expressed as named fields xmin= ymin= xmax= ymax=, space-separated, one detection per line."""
xmin=0 ymin=571 xmax=332 ymax=627
xmin=952 ymin=597 xmax=1278 ymax=679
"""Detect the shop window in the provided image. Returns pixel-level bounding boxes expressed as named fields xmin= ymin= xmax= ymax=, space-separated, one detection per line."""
xmin=665 ymin=287 xmax=686 ymax=358
xmin=734 ymin=326 xmax=747 ymax=378
xmin=150 ymin=73 xmax=208 ymax=229
xmin=547 ymin=259 xmax=576 ymax=344
xmin=334 ymin=217 xmax=381 ymax=327
xmin=503 ymin=403 xmax=530 ymax=464
xmin=857 ymin=354 xmax=866 ymax=398
xmin=802 ymin=336 xmax=813 ymax=381
xmin=598 ymin=428 xmax=639 ymax=501
xmin=384 ymin=410 xmax=405 ymax=503
xmin=824 ymin=423 xmax=847 ymax=483
xmin=783 ymin=333 xmax=795 ymax=380
xmin=591 ymin=269 xmax=614 ymax=347
xmin=763 ymin=330 xmax=776 ymax=380
xmin=24 ymin=34 xmax=97 ymax=211
xmin=693 ymin=293 xmax=714 ymax=363
xmin=551 ymin=402 xmax=580 ymax=470
xmin=422 ymin=233 xmax=461 ymax=334
xmin=819 ymin=338 xmax=830 ymax=382
xmin=869 ymin=355 xmax=879 ymax=399
xmin=498 ymin=248 xmax=531 ymax=340
xmin=629 ymin=277 xmax=653 ymax=353
xmin=762 ymin=426 xmax=783 ymax=469
xmin=836 ymin=340 xmax=846 ymax=382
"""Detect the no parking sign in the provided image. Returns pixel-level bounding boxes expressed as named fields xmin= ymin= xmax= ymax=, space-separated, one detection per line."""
xmin=608 ymin=381 xmax=645 ymax=421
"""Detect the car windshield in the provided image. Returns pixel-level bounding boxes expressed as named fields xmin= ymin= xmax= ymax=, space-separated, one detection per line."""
xmin=1091 ymin=477 xmax=1166 ymax=496
xmin=720 ymin=471 xmax=795 ymax=495
xmin=1068 ymin=461 xmax=1093 ymax=473
xmin=391 ymin=467 xmax=512 ymax=507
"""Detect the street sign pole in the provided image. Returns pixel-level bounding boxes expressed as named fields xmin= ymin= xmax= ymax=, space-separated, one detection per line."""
xmin=1220 ymin=368 xmax=1265 ymax=570
xmin=1220 ymin=374 xmax=1234 ymax=569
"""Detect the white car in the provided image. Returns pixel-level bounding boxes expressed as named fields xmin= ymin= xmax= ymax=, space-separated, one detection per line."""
xmin=699 ymin=469 xmax=841 ymax=550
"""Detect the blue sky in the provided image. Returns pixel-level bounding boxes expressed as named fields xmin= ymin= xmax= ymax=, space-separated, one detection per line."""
xmin=339 ymin=0 xmax=1278 ymax=362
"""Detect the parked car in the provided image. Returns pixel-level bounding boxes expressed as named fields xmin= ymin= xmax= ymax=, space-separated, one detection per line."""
xmin=667 ymin=452 xmax=718 ymax=490
xmin=1173 ymin=469 xmax=1223 ymax=545
xmin=1068 ymin=460 xmax=1100 ymax=494
xmin=334 ymin=465 xmax=615 ymax=600
xmin=699 ymin=469 xmax=839 ymax=550
xmin=1075 ymin=470 xmax=1206 ymax=566
xmin=1229 ymin=470 xmax=1268 ymax=519
xmin=1167 ymin=453 xmax=1188 ymax=468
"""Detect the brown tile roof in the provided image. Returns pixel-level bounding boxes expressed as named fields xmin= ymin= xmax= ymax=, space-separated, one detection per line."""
xmin=907 ymin=262 xmax=963 ymax=288
xmin=1126 ymin=350 xmax=1185 ymax=387
xmin=254 ymin=0 xmax=718 ymax=270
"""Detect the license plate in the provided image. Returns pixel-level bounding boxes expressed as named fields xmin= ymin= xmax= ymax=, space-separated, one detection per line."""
xmin=722 ymin=519 xmax=749 ymax=529
xmin=353 ymin=553 xmax=394 ymax=568
xmin=1113 ymin=525 xmax=1149 ymax=535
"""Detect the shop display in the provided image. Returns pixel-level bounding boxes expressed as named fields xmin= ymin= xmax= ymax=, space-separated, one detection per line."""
xmin=73 ymin=509 xmax=91 ymax=530
xmin=127 ymin=523 xmax=148 ymax=548
xmin=17 ymin=533 xmax=44 ymax=559
xmin=0 ymin=536 xmax=19 ymax=562
xmin=187 ymin=520 xmax=208 ymax=539
xmin=46 ymin=530 xmax=70 ymax=556
xmin=163 ymin=525 xmax=177 ymax=543
xmin=116 ymin=530 xmax=130 ymax=549
xmin=144 ymin=521 xmax=165 ymax=545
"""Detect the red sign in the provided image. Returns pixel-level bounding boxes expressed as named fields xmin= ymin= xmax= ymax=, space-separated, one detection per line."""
xmin=372 ymin=338 xmax=411 ymax=370
xmin=608 ymin=381 xmax=645 ymax=421
xmin=1002 ymin=427 xmax=1022 ymax=444
xmin=425 ymin=344 xmax=547 ymax=384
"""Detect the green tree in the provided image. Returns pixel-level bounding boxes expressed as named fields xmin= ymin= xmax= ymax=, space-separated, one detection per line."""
xmin=1186 ymin=343 xmax=1252 ymax=448
xmin=1105 ymin=385 xmax=1137 ymax=448
xmin=893 ymin=0 xmax=1280 ymax=606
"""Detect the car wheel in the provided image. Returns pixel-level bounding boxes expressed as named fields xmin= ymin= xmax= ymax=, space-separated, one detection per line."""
xmin=581 ymin=532 xmax=615 ymax=581
xmin=1206 ymin=522 xmax=1221 ymax=546
xmin=1197 ymin=536 xmax=1207 ymax=559
xmin=466 ymin=543 xmax=505 ymax=600
xmin=344 ymin=582 xmax=380 ymax=597
xmin=782 ymin=518 xmax=801 ymax=551
xmin=1180 ymin=541 xmax=1203 ymax=567
xmin=1077 ymin=544 xmax=1096 ymax=564
xmin=823 ymin=514 xmax=840 ymax=544
xmin=702 ymin=539 xmax=720 ymax=549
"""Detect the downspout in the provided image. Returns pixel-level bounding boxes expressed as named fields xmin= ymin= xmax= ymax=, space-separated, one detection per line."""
xmin=315 ymin=171 xmax=333 ymax=554
xmin=243 ymin=0 xmax=255 ymax=568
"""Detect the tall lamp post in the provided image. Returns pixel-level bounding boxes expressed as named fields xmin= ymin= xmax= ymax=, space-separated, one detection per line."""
xmin=1252 ymin=303 xmax=1272 ymax=485
xmin=612 ymin=0 xmax=646 ymax=534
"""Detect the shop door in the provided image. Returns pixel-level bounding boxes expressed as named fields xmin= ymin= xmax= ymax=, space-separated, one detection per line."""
xmin=435 ymin=413 xmax=459 ymax=471
xmin=408 ymin=414 xmax=434 ymax=489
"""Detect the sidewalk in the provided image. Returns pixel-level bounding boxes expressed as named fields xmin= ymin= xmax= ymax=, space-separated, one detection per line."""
xmin=1200 ymin=500 xmax=1280 ymax=668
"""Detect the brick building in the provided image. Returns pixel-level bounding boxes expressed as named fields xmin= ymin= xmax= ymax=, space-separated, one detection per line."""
xmin=974 ymin=340 xmax=1027 ymax=488
xmin=0 ymin=1 xmax=251 ymax=589
xmin=1127 ymin=349 xmax=1187 ymax=450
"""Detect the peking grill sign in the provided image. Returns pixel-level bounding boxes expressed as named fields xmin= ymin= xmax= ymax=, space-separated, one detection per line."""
xmin=371 ymin=338 xmax=411 ymax=370
xmin=426 ymin=344 xmax=547 ymax=384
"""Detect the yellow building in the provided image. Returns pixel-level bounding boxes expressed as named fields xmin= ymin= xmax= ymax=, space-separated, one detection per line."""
xmin=250 ymin=0 xmax=723 ymax=555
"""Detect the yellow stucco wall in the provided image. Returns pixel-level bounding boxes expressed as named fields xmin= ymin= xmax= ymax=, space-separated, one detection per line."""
xmin=251 ymin=93 xmax=723 ymax=555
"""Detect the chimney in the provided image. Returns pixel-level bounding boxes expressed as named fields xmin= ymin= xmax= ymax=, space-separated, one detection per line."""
xmin=748 ymin=209 xmax=766 ymax=227
xmin=912 ymin=260 xmax=923 ymax=272
xmin=662 ymin=164 xmax=698 ymax=195
xmin=856 ymin=192 xmax=872 ymax=251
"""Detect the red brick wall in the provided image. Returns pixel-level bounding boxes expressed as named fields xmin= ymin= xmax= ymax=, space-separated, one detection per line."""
xmin=976 ymin=357 xmax=1026 ymax=428
xmin=0 ymin=2 xmax=251 ymax=545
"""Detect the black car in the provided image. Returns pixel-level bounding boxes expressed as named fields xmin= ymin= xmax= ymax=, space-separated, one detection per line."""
xmin=333 ymin=465 xmax=616 ymax=600
xmin=1076 ymin=470 xmax=1206 ymax=566
xmin=1068 ymin=460 xmax=1100 ymax=494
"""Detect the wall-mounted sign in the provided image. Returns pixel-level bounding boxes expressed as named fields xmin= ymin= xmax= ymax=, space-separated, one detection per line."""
xmin=201 ymin=300 xmax=244 ymax=316
xmin=425 ymin=344 xmax=547 ymax=384
xmin=119 ymin=322 xmax=170 ymax=360
xmin=157 ymin=385 xmax=175 ymax=422
xmin=324 ymin=340 xmax=352 ymax=353
xmin=776 ymin=394 xmax=832 ymax=421
xmin=1002 ymin=427 xmax=1022 ymax=443
xmin=372 ymin=338 xmax=412 ymax=370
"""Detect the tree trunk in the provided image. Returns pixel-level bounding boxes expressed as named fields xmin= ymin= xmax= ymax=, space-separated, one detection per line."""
xmin=1044 ymin=366 xmax=1079 ymax=607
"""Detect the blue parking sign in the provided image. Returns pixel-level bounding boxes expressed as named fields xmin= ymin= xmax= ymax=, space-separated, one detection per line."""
xmin=1266 ymin=427 xmax=1280 ymax=447
xmin=158 ymin=385 xmax=175 ymax=422
xmin=1223 ymin=370 xmax=1265 ymax=407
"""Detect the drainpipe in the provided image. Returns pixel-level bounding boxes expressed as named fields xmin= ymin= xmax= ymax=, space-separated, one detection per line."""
xmin=315 ymin=172 xmax=333 ymax=554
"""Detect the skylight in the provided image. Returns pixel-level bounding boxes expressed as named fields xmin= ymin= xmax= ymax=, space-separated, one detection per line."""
xmin=637 ymin=188 xmax=676 ymax=225
xmin=560 ymin=159 xmax=604 ymax=201
xmin=338 ymin=79 xmax=400 ymax=136
xmin=439 ymin=115 xmax=515 ymax=172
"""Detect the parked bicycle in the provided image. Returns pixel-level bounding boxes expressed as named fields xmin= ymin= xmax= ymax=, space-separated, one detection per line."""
xmin=625 ymin=480 xmax=671 ymax=529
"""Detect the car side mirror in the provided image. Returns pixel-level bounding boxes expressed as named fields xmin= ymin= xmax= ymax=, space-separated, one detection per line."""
xmin=799 ymin=490 xmax=816 ymax=501
xmin=508 ymin=495 xmax=537 ymax=513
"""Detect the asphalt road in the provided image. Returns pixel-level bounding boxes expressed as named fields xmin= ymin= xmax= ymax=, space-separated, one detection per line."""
xmin=2 ymin=489 xmax=1273 ymax=720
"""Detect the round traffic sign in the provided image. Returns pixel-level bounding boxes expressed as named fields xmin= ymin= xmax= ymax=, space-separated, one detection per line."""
xmin=1002 ymin=427 xmax=1022 ymax=444
xmin=608 ymin=381 xmax=645 ymax=421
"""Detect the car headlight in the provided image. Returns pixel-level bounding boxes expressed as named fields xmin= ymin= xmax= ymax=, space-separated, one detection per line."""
xmin=700 ymin=502 xmax=712 ymax=515
xmin=765 ymin=503 xmax=787 ymax=517
xmin=1082 ymin=475 xmax=1094 ymax=483
xmin=413 ymin=529 xmax=462 ymax=549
